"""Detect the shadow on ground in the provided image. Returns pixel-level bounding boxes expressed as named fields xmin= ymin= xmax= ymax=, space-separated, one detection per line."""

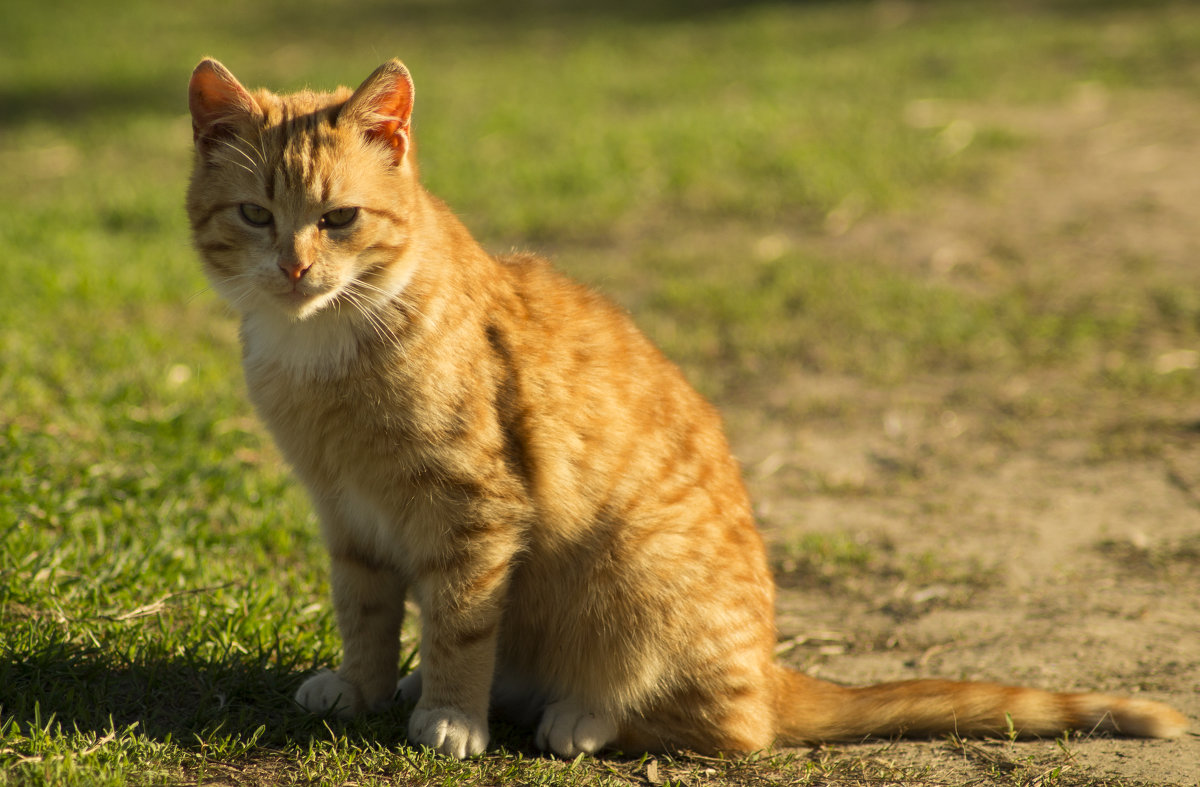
xmin=0 ymin=636 xmax=553 ymax=756
xmin=0 ymin=637 xmax=396 ymax=749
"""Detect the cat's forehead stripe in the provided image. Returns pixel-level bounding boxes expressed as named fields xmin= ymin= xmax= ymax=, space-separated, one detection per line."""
xmin=250 ymin=101 xmax=348 ymax=207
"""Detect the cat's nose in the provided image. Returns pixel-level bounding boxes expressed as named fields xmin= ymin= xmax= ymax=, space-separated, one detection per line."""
xmin=278 ymin=256 xmax=312 ymax=283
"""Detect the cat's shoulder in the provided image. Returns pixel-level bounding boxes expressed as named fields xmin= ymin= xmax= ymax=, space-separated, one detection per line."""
xmin=494 ymin=250 xmax=555 ymax=278
xmin=493 ymin=251 xmax=617 ymax=316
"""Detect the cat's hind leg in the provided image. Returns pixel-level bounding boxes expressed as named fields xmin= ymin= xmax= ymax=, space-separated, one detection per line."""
xmin=527 ymin=690 xmax=769 ymax=757
xmin=395 ymin=667 xmax=421 ymax=705
xmin=536 ymin=698 xmax=619 ymax=757
xmin=612 ymin=685 xmax=775 ymax=755
xmin=486 ymin=670 xmax=617 ymax=755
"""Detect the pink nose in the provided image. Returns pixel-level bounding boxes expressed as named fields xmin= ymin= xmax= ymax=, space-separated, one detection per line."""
xmin=279 ymin=258 xmax=312 ymax=282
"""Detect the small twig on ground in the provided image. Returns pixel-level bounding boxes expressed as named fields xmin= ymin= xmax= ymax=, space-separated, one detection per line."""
xmin=93 ymin=584 xmax=236 ymax=622
xmin=774 ymin=630 xmax=848 ymax=656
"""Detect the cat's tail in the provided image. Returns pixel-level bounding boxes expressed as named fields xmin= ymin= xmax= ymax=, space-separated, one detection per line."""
xmin=772 ymin=666 xmax=1188 ymax=743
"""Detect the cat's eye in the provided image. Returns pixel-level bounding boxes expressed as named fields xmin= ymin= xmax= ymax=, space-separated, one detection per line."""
xmin=239 ymin=203 xmax=273 ymax=227
xmin=320 ymin=207 xmax=359 ymax=229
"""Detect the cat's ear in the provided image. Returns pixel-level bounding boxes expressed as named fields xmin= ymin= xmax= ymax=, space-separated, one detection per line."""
xmin=188 ymin=58 xmax=260 ymax=147
xmin=341 ymin=60 xmax=415 ymax=165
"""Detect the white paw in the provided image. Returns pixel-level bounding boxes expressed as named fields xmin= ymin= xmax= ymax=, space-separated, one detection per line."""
xmin=295 ymin=670 xmax=362 ymax=718
xmin=395 ymin=669 xmax=422 ymax=704
xmin=408 ymin=706 xmax=489 ymax=759
xmin=536 ymin=699 xmax=617 ymax=757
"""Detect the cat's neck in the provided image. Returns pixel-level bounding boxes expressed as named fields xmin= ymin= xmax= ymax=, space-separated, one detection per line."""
xmin=241 ymin=306 xmax=362 ymax=380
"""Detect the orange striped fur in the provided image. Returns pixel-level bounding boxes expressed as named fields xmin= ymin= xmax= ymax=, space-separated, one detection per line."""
xmin=186 ymin=58 xmax=1188 ymax=758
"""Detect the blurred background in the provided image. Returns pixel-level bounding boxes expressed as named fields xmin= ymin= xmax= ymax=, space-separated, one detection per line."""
xmin=5 ymin=0 xmax=1200 ymax=393
xmin=2 ymin=1 xmax=1199 ymax=783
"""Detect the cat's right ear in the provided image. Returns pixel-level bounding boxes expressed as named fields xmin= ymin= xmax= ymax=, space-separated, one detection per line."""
xmin=341 ymin=60 xmax=415 ymax=166
xmin=188 ymin=58 xmax=260 ymax=148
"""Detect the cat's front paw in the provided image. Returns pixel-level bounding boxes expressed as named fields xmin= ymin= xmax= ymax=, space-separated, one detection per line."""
xmin=295 ymin=670 xmax=363 ymax=718
xmin=536 ymin=699 xmax=617 ymax=757
xmin=408 ymin=706 xmax=488 ymax=759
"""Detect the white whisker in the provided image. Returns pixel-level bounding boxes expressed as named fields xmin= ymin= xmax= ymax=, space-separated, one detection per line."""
xmin=231 ymin=131 xmax=268 ymax=167
xmin=341 ymin=286 xmax=406 ymax=356
xmin=348 ymin=275 xmax=430 ymax=328
xmin=186 ymin=284 xmax=215 ymax=305
xmin=224 ymin=284 xmax=260 ymax=313
xmin=215 ymin=138 xmax=260 ymax=177
xmin=344 ymin=289 xmax=398 ymax=345
xmin=217 ymin=155 xmax=255 ymax=178
xmin=188 ymin=269 xmax=261 ymax=306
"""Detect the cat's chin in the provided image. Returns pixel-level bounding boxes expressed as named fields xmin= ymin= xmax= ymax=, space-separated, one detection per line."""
xmin=269 ymin=288 xmax=341 ymax=322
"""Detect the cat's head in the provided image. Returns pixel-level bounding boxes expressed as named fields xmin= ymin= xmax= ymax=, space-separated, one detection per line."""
xmin=187 ymin=59 xmax=421 ymax=322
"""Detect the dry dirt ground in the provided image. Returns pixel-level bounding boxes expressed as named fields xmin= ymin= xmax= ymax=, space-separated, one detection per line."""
xmin=726 ymin=88 xmax=1200 ymax=784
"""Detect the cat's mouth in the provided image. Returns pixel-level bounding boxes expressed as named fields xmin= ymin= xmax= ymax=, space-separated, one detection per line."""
xmin=269 ymin=280 xmax=340 ymax=320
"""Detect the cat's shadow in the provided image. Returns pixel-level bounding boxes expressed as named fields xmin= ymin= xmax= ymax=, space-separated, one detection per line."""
xmin=0 ymin=639 xmax=535 ymax=756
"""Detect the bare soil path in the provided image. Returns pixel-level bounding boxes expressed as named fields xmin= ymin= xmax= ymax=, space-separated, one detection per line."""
xmin=731 ymin=88 xmax=1200 ymax=784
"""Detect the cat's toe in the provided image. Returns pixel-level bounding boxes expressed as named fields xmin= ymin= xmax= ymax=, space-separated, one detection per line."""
xmin=536 ymin=699 xmax=617 ymax=757
xmin=295 ymin=670 xmax=362 ymax=717
xmin=408 ymin=706 xmax=488 ymax=759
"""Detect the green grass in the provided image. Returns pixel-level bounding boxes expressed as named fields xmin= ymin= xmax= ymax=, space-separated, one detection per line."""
xmin=3 ymin=0 xmax=1200 ymax=784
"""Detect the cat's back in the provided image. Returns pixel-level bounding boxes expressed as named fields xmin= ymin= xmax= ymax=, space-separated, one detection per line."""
xmin=483 ymin=251 xmax=757 ymax=547
xmin=489 ymin=250 xmax=696 ymax=413
xmin=489 ymin=250 xmax=725 ymax=462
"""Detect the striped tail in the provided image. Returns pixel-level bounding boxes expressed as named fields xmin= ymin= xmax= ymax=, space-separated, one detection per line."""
xmin=773 ymin=666 xmax=1188 ymax=743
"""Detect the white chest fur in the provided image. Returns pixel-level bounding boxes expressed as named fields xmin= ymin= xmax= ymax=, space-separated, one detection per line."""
xmin=241 ymin=308 xmax=361 ymax=381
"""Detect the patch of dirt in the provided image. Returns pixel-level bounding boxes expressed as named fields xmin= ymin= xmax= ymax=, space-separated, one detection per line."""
xmin=733 ymin=88 xmax=1200 ymax=784
xmin=825 ymin=84 xmax=1200 ymax=295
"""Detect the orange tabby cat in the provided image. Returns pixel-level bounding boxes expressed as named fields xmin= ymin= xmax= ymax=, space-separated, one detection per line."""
xmin=186 ymin=58 xmax=1188 ymax=759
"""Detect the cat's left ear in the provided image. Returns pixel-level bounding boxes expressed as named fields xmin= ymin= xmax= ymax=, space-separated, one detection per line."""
xmin=341 ymin=60 xmax=415 ymax=165
xmin=189 ymin=58 xmax=261 ymax=146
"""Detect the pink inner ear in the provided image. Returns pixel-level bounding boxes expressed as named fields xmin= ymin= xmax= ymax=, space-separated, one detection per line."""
xmin=342 ymin=61 xmax=416 ymax=161
xmin=375 ymin=77 xmax=414 ymax=127
xmin=188 ymin=60 xmax=256 ymax=140
xmin=366 ymin=77 xmax=413 ymax=151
